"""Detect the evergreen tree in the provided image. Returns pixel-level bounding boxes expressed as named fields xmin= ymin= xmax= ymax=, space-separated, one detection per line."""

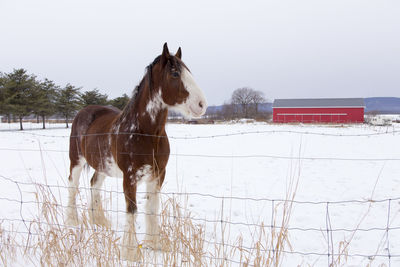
xmin=56 ymin=84 xmax=82 ymax=128
xmin=3 ymin=69 xmax=37 ymax=130
xmin=81 ymin=88 xmax=108 ymax=106
xmin=0 ymin=73 xmax=6 ymax=120
xmin=32 ymin=79 xmax=59 ymax=129
xmin=109 ymin=93 xmax=130 ymax=110
xmin=0 ymin=73 xmax=13 ymax=123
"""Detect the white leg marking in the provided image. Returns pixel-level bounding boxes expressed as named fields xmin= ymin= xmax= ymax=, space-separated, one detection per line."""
xmin=145 ymin=180 xmax=161 ymax=248
xmin=89 ymin=173 xmax=110 ymax=228
xmin=65 ymin=159 xmax=85 ymax=226
xmin=121 ymin=213 xmax=141 ymax=261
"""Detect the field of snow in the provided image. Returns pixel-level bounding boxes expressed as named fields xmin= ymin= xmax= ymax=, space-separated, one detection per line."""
xmin=0 ymin=121 xmax=400 ymax=266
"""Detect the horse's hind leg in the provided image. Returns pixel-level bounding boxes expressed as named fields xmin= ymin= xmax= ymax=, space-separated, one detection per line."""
xmin=65 ymin=158 xmax=85 ymax=225
xmin=89 ymin=172 xmax=110 ymax=228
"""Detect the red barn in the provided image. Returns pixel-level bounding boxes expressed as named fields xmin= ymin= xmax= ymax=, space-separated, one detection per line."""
xmin=273 ymin=98 xmax=365 ymax=123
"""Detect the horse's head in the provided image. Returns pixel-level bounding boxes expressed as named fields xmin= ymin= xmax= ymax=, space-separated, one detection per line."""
xmin=153 ymin=43 xmax=207 ymax=118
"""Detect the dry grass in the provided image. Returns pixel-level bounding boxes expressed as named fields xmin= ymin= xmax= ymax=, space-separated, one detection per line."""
xmin=0 ymin=175 xmax=389 ymax=266
xmin=3 ymin=164 xmax=390 ymax=266
xmin=0 ymin=179 xmax=298 ymax=267
xmin=0 ymin=223 xmax=17 ymax=267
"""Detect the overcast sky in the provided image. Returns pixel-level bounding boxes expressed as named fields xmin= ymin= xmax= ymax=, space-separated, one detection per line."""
xmin=1 ymin=0 xmax=399 ymax=105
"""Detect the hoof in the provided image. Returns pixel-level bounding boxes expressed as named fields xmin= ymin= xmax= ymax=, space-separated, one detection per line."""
xmin=121 ymin=244 xmax=142 ymax=262
xmin=143 ymin=236 xmax=171 ymax=252
xmin=89 ymin=212 xmax=111 ymax=228
xmin=65 ymin=210 xmax=79 ymax=226
xmin=121 ymin=223 xmax=141 ymax=262
xmin=65 ymin=216 xmax=79 ymax=226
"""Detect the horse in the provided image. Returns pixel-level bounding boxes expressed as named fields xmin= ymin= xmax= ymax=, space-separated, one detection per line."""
xmin=65 ymin=43 xmax=207 ymax=260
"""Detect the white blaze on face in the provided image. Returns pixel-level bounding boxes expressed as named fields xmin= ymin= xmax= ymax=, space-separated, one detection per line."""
xmin=171 ymin=67 xmax=207 ymax=118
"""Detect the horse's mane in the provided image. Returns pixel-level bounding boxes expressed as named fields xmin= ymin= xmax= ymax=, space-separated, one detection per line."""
xmin=118 ymin=54 xmax=183 ymax=121
xmin=119 ymin=55 xmax=162 ymax=118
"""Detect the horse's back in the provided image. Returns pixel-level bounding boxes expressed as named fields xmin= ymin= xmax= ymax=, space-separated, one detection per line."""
xmin=70 ymin=105 xmax=121 ymax=162
xmin=71 ymin=105 xmax=120 ymax=136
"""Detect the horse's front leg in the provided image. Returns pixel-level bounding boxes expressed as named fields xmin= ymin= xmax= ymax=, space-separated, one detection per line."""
xmin=121 ymin=172 xmax=141 ymax=262
xmin=145 ymin=179 xmax=161 ymax=249
xmin=144 ymin=170 xmax=168 ymax=251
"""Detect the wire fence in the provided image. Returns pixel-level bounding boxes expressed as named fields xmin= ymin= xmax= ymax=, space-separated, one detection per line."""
xmin=0 ymin=127 xmax=400 ymax=266
xmin=0 ymin=174 xmax=399 ymax=266
xmin=7 ymin=127 xmax=400 ymax=139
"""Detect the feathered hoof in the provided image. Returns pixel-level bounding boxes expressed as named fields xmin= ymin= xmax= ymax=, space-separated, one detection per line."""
xmin=121 ymin=244 xmax=142 ymax=262
xmin=121 ymin=228 xmax=142 ymax=262
xmin=89 ymin=212 xmax=111 ymax=229
xmin=65 ymin=209 xmax=79 ymax=226
xmin=143 ymin=236 xmax=171 ymax=252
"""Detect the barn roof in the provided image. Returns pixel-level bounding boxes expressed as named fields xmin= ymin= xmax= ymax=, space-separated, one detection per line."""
xmin=273 ymin=98 xmax=365 ymax=108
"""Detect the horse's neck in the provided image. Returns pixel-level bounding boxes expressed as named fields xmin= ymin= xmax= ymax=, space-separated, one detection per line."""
xmin=117 ymin=85 xmax=168 ymax=136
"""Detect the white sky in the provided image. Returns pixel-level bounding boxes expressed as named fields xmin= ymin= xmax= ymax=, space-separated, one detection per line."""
xmin=1 ymin=0 xmax=399 ymax=105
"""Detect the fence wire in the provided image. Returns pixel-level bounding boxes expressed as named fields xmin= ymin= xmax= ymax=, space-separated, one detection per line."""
xmin=8 ymin=128 xmax=400 ymax=139
xmin=1 ymin=147 xmax=400 ymax=162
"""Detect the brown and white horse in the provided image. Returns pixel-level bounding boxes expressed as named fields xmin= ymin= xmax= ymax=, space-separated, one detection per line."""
xmin=66 ymin=43 xmax=207 ymax=260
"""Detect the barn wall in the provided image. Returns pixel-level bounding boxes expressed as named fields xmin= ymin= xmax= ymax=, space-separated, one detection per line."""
xmin=273 ymin=107 xmax=364 ymax=123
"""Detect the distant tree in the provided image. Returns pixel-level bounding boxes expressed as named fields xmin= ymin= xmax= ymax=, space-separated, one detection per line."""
xmin=56 ymin=84 xmax=82 ymax=128
xmin=31 ymin=79 xmax=59 ymax=129
xmin=0 ymin=73 xmax=7 ymax=121
xmin=231 ymin=87 xmax=253 ymax=118
xmin=220 ymin=102 xmax=237 ymax=120
xmin=0 ymin=73 xmax=15 ymax=123
xmin=81 ymin=88 xmax=108 ymax=106
xmin=108 ymin=93 xmax=130 ymax=110
xmin=231 ymin=87 xmax=265 ymax=118
xmin=2 ymin=69 xmax=37 ymax=130
xmin=250 ymin=90 xmax=266 ymax=115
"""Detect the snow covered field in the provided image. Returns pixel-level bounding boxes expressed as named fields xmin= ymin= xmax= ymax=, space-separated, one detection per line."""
xmin=0 ymin=122 xmax=399 ymax=266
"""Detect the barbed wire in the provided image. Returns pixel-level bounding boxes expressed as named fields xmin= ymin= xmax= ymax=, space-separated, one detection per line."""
xmin=1 ymin=147 xmax=400 ymax=161
xmin=8 ymin=128 xmax=400 ymax=139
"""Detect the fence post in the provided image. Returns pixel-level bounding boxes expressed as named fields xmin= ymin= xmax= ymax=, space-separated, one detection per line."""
xmin=271 ymin=199 xmax=275 ymax=263
xmin=326 ymin=202 xmax=333 ymax=266
xmin=386 ymin=199 xmax=392 ymax=267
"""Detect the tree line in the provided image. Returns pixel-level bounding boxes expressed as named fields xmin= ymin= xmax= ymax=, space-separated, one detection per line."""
xmin=0 ymin=69 xmax=130 ymax=130
xmin=1 ymin=69 xmax=270 ymax=130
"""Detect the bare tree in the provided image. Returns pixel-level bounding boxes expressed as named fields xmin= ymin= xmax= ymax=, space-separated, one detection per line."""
xmin=231 ymin=87 xmax=253 ymax=118
xmin=250 ymin=89 xmax=266 ymax=116
xmin=220 ymin=101 xmax=236 ymax=120
xmin=231 ymin=87 xmax=265 ymax=118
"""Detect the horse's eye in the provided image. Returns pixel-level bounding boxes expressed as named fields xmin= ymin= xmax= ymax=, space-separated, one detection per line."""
xmin=172 ymin=72 xmax=180 ymax=78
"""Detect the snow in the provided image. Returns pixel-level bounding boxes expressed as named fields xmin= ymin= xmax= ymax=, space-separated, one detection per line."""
xmin=0 ymin=122 xmax=400 ymax=266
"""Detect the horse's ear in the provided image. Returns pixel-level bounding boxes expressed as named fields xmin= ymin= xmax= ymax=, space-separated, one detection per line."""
xmin=161 ymin=42 xmax=170 ymax=66
xmin=175 ymin=47 xmax=182 ymax=59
